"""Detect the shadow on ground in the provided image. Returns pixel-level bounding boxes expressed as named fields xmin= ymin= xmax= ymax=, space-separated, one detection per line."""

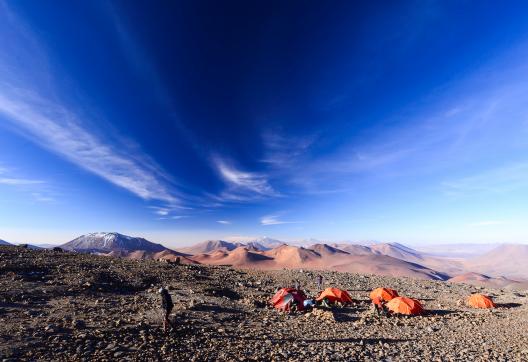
xmin=497 ymin=303 xmax=522 ymax=309
xmin=426 ymin=309 xmax=457 ymax=316
xmin=190 ymin=304 xmax=244 ymax=314
xmin=212 ymin=334 xmax=413 ymax=344
xmin=333 ymin=308 xmax=360 ymax=322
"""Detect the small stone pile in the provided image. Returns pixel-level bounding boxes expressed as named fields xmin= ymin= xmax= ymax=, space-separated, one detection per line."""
xmin=304 ymin=308 xmax=336 ymax=322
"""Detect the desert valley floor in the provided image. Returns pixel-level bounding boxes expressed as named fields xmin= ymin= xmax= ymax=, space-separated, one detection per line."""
xmin=1 ymin=246 xmax=528 ymax=361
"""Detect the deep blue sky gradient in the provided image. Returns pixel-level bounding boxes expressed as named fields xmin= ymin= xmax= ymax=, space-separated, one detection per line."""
xmin=1 ymin=1 xmax=528 ymax=246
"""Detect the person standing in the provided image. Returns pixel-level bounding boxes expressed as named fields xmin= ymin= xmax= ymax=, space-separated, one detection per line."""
xmin=159 ymin=287 xmax=174 ymax=332
xmin=372 ymin=297 xmax=388 ymax=317
xmin=316 ymin=274 xmax=323 ymax=291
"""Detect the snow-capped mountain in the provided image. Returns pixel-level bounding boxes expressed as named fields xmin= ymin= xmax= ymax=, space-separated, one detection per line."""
xmin=61 ymin=232 xmax=168 ymax=253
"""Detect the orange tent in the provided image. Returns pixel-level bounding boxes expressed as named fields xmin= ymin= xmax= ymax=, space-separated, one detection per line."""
xmin=467 ymin=294 xmax=496 ymax=309
xmin=270 ymin=288 xmax=306 ymax=312
xmin=386 ymin=297 xmax=424 ymax=315
xmin=370 ymin=287 xmax=399 ymax=302
xmin=316 ymin=288 xmax=354 ymax=304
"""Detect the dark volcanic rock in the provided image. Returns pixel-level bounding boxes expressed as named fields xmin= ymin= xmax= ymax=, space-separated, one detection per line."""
xmin=0 ymin=245 xmax=527 ymax=361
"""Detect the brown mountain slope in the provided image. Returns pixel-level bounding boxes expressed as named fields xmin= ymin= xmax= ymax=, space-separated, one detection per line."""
xmin=448 ymin=272 xmax=521 ymax=289
xmin=331 ymin=243 xmax=373 ymax=256
xmin=192 ymin=243 xmax=448 ymax=280
xmin=111 ymin=249 xmax=197 ymax=264
xmin=368 ymin=242 xmax=465 ymax=276
xmin=192 ymin=247 xmax=273 ymax=267
xmin=262 ymin=245 xmax=321 ymax=266
xmin=308 ymin=243 xmax=350 ymax=256
xmin=176 ymin=240 xmax=242 ymax=255
xmin=370 ymin=243 xmax=423 ymax=262
xmin=464 ymin=244 xmax=528 ymax=279
xmin=330 ymin=254 xmax=448 ymax=280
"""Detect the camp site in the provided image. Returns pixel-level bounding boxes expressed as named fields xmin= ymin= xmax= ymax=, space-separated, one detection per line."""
xmin=1 ymin=246 xmax=527 ymax=360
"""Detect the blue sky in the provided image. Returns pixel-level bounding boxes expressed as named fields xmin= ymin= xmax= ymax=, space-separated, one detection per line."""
xmin=1 ymin=1 xmax=528 ymax=246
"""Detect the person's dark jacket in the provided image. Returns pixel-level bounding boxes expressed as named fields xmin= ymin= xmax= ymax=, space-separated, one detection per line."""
xmin=160 ymin=289 xmax=173 ymax=311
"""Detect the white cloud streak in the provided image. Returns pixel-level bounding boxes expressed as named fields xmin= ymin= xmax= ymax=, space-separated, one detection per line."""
xmin=0 ymin=177 xmax=43 ymax=185
xmin=213 ymin=156 xmax=278 ymax=201
xmin=216 ymin=220 xmax=231 ymax=225
xmin=0 ymin=90 xmax=178 ymax=205
xmin=150 ymin=207 xmax=170 ymax=216
xmin=0 ymin=4 xmax=179 ymax=207
xmin=261 ymin=131 xmax=315 ymax=168
xmin=443 ymin=162 xmax=528 ymax=196
xmin=171 ymin=215 xmax=188 ymax=220
xmin=260 ymin=214 xmax=302 ymax=226
xmin=30 ymin=192 xmax=55 ymax=203
xmin=0 ymin=166 xmax=54 ymax=202
xmin=0 ymin=165 xmax=44 ymax=185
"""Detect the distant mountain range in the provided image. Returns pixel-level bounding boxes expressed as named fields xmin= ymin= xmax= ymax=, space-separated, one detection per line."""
xmin=448 ymin=272 xmax=522 ymax=289
xmin=176 ymin=240 xmax=244 ymax=255
xmin=188 ymin=240 xmax=448 ymax=280
xmin=464 ymin=244 xmax=528 ymax=280
xmin=223 ymin=236 xmax=287 ymax=250
xmin=176 ymin=238 xmax=528 ymax=287
xmin=0 ymin=239 xmax=44 ymax=249
xmin=413 ymin=243 xmax=501 ymax=258
xmin=3 ymin=232 xmax=526 ymax=288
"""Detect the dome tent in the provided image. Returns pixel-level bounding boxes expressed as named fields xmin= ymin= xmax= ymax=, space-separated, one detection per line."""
xmin=270 ymin=288 xmax=306 ymax=312
xmin=467 ymin=294 xmax=496 ymax=309
xmin=386 ymin=296 xmax=424 ymax=315
xmin=370 ymin=287 xmax=399 ymax=302
xmin=316 ymin=288 xmax=354 ymax=304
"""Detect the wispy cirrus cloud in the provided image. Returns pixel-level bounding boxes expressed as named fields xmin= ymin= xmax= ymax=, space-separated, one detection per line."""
xmin=260 ymin=214 xmax=302 ymax=226
xmin=148 ymin=206 xmax=171 ymax=216
xmin=0 ymin=3 xmax=180 ymax=208
xmin=156 ymin=215 xmax=188 ymax=221
xmin=0 ymin=90 xmax=179 ymax=205
xmin=212 ymin=156 xmax=278 ymax=202
xmin=147 ymin=205 xmax=192 ymax=222
xmin=30 ymin=192 xmax=55 ymax=203
xmin=0 ymin=164 xmax=44 ymax=186
xmin=0 ymin=165 xmax=55 ymax=202
xmin=442 ymin=162 xmax=528 ymax=197
xmin=216 ymin=220 xmax=231 ymax=225
xmin=0 ymin=177 xmax=43 ymax=186
xmin=261 ymin=131 xmax=315 ymax=168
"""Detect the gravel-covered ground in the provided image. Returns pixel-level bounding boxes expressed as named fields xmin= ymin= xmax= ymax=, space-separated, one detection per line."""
xmin=1 ymin=246 xmax=527 ymax=361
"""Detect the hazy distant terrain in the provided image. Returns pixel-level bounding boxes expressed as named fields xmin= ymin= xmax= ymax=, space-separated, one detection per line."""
xmin=464 ymin=244 xmax=528 ymax=280
xmin=175 ymin=237 xmax=528 ymax=286
xmin=12 ymin=232 xmax=523 ymax=290
xmin=413 ymin=243 xmax=501 ymax=258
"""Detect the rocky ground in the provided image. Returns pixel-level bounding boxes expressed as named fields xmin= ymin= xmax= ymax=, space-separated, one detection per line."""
xmin=1 ymin=246 xmax=527 ymax=361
